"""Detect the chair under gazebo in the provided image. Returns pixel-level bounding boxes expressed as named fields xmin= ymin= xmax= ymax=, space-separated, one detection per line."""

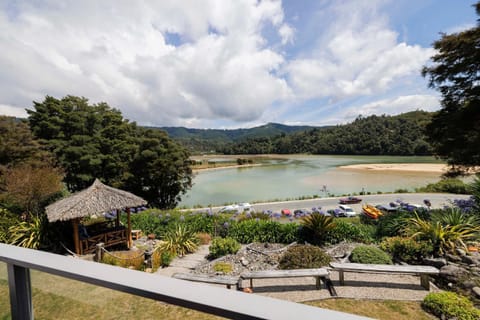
xmin=46 ymin=179 xmax=147 ymax=255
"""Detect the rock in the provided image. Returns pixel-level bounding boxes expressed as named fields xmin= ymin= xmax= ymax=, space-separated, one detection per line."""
xmin=456 ymin=248 xmax=467 ymax=256
xmin=472 ymin=287 xmax=480 ymax=298
xmin=461 ymin=254 xmax=480 ymax=265
xmin=423 ymin=257 xmax=447 ymax=268
xmin=240 ymin=257 xmax=249 ymax=266
xmin=440 ymin=264 xmax=469 ymax=283
xmin=445 ymin=253 xmax=462 ymax=262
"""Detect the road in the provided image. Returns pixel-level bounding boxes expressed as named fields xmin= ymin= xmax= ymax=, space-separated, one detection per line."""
xmin=206 ymin=193 xmax=471 ymax=215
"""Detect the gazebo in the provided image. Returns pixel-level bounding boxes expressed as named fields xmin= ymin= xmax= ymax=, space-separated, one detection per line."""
xmin=46 ymin=179 xmax=147 ymax=255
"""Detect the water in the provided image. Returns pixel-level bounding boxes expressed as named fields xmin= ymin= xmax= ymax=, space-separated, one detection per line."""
xmin=180 ymin=155 xmax=443 ymax=207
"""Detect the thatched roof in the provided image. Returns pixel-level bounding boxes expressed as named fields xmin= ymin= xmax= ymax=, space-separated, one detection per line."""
xmin=46 ymin=179 xmax=147 ymax=222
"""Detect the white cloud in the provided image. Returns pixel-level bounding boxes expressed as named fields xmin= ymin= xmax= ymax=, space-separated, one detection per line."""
xmin=286 ymin=1 xmax=435 ymax=101
xmin=0 ymin=0 xmax=292 ymax=126
xmin=0 ymin=104 xmax=28 ymax=118
xmin=325 ymin=94 xmax=440 ymax=125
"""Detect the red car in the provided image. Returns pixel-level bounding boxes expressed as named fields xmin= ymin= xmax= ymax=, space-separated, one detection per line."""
xmin=339 ymin=196 xmax=362 ymax=204
xmin=281 ymin=209 xmax=292 ymax=216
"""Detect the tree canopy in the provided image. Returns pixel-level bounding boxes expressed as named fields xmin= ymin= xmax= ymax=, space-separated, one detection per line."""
xmin=422 ymin=2 xmax=480 ymax=174
xmin=27 ymin=95 xmax=192 ymax=208
xmin=221 ymin=111 xmax=433 ymax=156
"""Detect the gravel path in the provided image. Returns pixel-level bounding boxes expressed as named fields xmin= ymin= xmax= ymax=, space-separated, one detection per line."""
xmin=154 ymin=243 xmax=440 ymax=302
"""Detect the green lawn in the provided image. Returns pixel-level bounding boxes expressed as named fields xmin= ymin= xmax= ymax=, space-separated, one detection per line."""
xmin=1 ymin=263 xmax=434 ymax=320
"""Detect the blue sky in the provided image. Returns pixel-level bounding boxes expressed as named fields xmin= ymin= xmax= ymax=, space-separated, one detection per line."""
xmin=0 ymin=0 xmax=477 ymax=128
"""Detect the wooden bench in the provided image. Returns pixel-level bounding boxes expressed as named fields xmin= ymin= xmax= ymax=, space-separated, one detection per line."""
xmin=172 ymin=273 xmax=241 ymax=290
xmin=240 ymin=268 xmax=330 ymax=290
xmin=330 ymin=262 xmax=439 ymax=290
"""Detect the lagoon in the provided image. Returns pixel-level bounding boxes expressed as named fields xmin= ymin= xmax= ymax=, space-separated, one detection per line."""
xmin=179 ymin=155 xmax=444 ymax=207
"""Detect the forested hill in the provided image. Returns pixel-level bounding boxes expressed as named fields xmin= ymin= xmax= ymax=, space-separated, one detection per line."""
xmin=220 ymin=111 xmax=434 ymax=155
xmin=156 ymin=122 xmax=317 ymax=153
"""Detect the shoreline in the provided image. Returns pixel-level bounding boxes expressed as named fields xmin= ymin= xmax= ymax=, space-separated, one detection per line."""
xmin=338 ymin=163 xmax=448 ymax=173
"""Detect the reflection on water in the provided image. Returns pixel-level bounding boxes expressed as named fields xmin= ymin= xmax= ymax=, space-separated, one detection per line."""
xmin=180 ymin=155 xmax=444 ymax=207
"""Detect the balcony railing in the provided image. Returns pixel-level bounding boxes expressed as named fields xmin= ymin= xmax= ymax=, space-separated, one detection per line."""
xmin=0 ymin=243 xmax=370 ymax=320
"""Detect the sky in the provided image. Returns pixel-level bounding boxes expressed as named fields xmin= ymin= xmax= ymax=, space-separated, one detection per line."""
xmin=0 ymin=0 xmax=477 ymax=129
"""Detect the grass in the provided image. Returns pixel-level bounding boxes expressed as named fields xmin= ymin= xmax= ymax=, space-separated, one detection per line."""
xmin=1 ymin=263 xmax=435 ymax=320
xmin=307 ymin=298 xmax=435 ymax=320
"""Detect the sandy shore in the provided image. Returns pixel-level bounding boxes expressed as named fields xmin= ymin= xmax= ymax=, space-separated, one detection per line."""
xmin=338 ymin=163 xmax=448 ymax=173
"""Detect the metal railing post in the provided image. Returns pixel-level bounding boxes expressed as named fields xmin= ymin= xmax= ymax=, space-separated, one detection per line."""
xmin=7 ymin=263 xmax=33 ymax=320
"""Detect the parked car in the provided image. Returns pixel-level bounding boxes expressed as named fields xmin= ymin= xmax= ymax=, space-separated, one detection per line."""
xmin=219 ymin=202 xmax=253 ymax=213
xmin=219 ymin=204 xmax=239 ymax=212
xmin=293 ymin=209 xmax=310 ymax=217
xmin=338 ymin=205 xmax=357 ymax=217
xmin=281 ymin=209 xmax=292 ymax=216
xmin=376 ymin=204 xmax=398 ymax=213
xmin=339 ymin=196 xmax=362 ymax=204
xmin=327 ymin=208 xmax=345 ymax=217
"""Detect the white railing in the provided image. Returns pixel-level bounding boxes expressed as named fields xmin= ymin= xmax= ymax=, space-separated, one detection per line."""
xmin=0 ymin=243 xmax=370 ymax=320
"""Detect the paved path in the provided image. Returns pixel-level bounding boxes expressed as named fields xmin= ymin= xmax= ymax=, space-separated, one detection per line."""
xmin=155 ymin=245 xmax=209 ymax=277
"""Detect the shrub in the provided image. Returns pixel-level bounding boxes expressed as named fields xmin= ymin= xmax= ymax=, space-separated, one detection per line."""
xmin=380 ymin=236 xmax=433 ymax=264
xmin=8 ymin=215 xmax=44 ymax=249
xmin=300 ymin=213 xmax=335 ymax=245
xmin=376 ymin=210 xmax=414 ymax=238
xmin=278 ymin=244 xmax=332 ymax=270
xmin=151 ymin=247 xmax=176 ymax=270
xmin=422 ymin=291 xmax=480 ymax=320
xmin=349 ymin=245 xmax=392 ymax=264
xmin=101 ymin=250 xmax=145 ymax=270
xmin=196 ymin=232 xmax=212 ymax=245
xmin=416 ymin=178 xmax=470 ymax=194
xmin=209 ymin=237 xmax=241 ymax=259
xmin=213 ymin=262 xmax=233 ymax=274
xmin=158 ymin=224 xmax=199 ymax=256
xmin=324 ymin=220 xmax=375 ymax=244
xmin=227 ymin=220 xmax=299 ymax=244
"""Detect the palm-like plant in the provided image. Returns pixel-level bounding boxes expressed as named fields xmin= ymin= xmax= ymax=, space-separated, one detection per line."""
xmin=8 ymin=215 xmax=43 ymax=249
xmin=159 ymin=224 xmax=199 ymax=256
xmin=405 ymin=212 xmax=480 ymax=256
xmin=300 ymin=213 xmax=336 ymax=244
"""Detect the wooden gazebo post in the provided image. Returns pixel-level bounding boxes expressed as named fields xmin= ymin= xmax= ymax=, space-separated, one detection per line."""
xmin=72 ymin=218 xmax=81 ymax=255
xmin=127 ymin=208 xmax=132 ymax=248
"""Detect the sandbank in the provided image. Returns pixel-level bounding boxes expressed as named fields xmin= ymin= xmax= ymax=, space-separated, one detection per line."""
xmin=338 ymin=163 xmax=448 ymax=173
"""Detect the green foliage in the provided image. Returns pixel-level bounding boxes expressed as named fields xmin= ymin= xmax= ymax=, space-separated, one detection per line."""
xmin=470 ymin=175 xmax=480 ymax=210
xmin=300 ymin=213 xmax=336 ymax=244
xmin=0 ymin=207 xmax=19 ymax=243
xmin=324 ymin=219 xmax=375 ymax=244
xmin=349 ymin=245 xmax=393 ymax=264
xmin=158 ymin=224 xmax=199 ymax=256
xmin=222 ymin=111 xmax=433 ymax=156
xmin=422 ymin=291 xmax=480 ymax=320
xmin=421 ymin=4 xmax=480 ymax=174
xmin=404 ymin=212 xmax=480 ymax=256
xmin=380 ymin=237 xmax=434 ymax=264
xmin=416 ymin=178 xmax=470 ymax=194
xmin=27 ymin=95 xmax=192 ymax=208
xmin=208 ymin=237 xmax=241 ymax=259
xmin=101 ymin=250 xmax=145 ymax=270
xmin=8 ymin=215 xmax=44 ymax=249
xmin=213 ymin=262 xmax=233 ymax=274
xmin=278 ymin=244 xmax=332 ymax=270
xmin=375 ymin=210 xmax=429 ymax=239
xmin=227 ymin=220 xmax=299 ymax=244
xmin=151 ymin=248 xmax=175 ymax=270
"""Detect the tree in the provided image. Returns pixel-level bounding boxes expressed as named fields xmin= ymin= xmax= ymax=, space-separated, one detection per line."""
xmin=0 ymin=116 xmax=50 ymax=171
xmin=422 ymin=2 xmax=480 ymax=174
xmin=27 ymin=95 xmax=193 ymax=208
xmin=125 ymin=127 xmax=192 ymax=209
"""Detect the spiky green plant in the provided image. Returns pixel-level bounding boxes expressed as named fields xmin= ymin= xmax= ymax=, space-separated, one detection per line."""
xmin=431 ymin=207 xmax=480 ymax=227
xmin=159 ymin=224 xmax=199 ymax=256
xmin=300 ymin=213 xmax=336 ymax=244
xmin=404 ymin=213 xmax=480 ymax=256
xmin=8 ymin=215 xmax=43 ymax=249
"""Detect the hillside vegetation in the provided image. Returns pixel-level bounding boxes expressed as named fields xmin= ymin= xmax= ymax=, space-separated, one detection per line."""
xmin=160 ymin=111 xmax=434 ymax=155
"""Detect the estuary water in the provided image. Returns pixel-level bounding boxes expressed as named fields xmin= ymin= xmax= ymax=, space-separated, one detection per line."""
xmin=179 ymin=155 xmax=443 ymax=207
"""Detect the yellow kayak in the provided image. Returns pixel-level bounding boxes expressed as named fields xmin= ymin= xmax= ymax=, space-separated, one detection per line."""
xmin=362 ymin=204 xmax=383 ymax=219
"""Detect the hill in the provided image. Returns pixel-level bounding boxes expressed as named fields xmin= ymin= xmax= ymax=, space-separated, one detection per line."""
xmin=155 ymin=122 xmax=318 ymax=153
